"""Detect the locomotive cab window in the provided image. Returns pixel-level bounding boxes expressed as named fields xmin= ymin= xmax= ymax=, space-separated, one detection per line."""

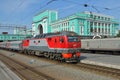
xmin=54 ymin=39 xmax=57 ymax=43
xmin=60 ymin=37 xmax=64 ymax=43
xmin=68 ymin=36 xmax=79 ymax=42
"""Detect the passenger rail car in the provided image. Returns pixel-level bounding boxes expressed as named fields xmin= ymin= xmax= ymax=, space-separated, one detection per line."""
xmin=0 ymin=31 xmax=81 ymax=62
xmin=0 ymin=41 xmax=22 ymax=51
xmin=81 ymin=38 xmax=120 ymax=54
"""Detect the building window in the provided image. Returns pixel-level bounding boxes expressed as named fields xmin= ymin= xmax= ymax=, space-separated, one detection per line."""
xmin=66 ymin=23 xmax=67 ymax=26
xmin=98 ymin=23 xmax=100 ymax=26
xmin=62 ymin=23 xmax=63 ymax=27
xmin=98 ymin=16 xmax=100 ymax=19
xmin=98 ymin=28 xmax=100 ymax=33
xmin=68 ymin=22 xmax=69 ymax=26
xmin=90 ymin=22 xmax=93 ymax=26
xmin=102 ymin=28 xmax=104 ymax=33
xmin=64 ymin=23 xmax=65 ymax=26
xmin=109 ymin=29 xmax=110 ymax=34
xmin=105 ymin=17 xmax=107 ymax=20
xmin=94 ymin=22 xmax=97 ymax=26
xmin=90 ymin=27 xmax=93 ymax=32
xmin=68 ymin=28 xmax=69 ymax=31
xmin=94 ymin=16 xmax=96 ymax=20
xmin=94 ymin=28 xmax=97 ymax=32
xmin=90 ymin=14 xmax=93 ymax=18
xmin=102 ymin=23 xmax=104 ymax=26
xmin=80 ymin=26 xmax=83 ymax=35
xmin=101 ymin=17 xmax=104 ymax=20
xmin=105 ymin=23 xmax=107 ymax=27
xmin=105 ymin=29 xmax=107 ymax=33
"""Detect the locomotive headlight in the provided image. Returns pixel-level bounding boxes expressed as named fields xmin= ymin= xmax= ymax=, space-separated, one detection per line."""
xmin=73 ymin=54 xmax=76 ymax=57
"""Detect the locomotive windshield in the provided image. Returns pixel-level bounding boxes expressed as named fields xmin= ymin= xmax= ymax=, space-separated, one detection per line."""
xmin=61 ymin=31 xmax=78 ymax=36
xmin=68 ymin=36 xmax=80 ymax=42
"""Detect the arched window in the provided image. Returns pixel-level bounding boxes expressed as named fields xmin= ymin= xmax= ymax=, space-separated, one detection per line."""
xmin=38 ymin=24 xmax=43 ymax=34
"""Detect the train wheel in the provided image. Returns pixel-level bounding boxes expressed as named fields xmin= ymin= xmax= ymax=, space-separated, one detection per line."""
xmin=31 ymin=51 xmax=35 ymax=55
xmin=19 ymin=50 xmax=23 ymax=54
xmin=24 ymin=49 xmax=28 ymax=54
xmin=49 ymin=53 xmax=55 ymax=60
xmin=44 ymin=52 xmax=49 ymax=58
xmin=54 ymin=53 xmax=62 ymax=61
xmin=28 ymin=50 xmax=32 ymax=55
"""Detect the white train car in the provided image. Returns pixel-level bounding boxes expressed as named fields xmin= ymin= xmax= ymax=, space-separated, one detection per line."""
xmin=0 ymin=42 xmax=7 ymax=49
xmin=0 ymin=41 xmax=22 ymax=51
xmin=8 ymin=41 xmax=22 ymax=50
xmin=81 ymin=38 xmax=120 ymax=54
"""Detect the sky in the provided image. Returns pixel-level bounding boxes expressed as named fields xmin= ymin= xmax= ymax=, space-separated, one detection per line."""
xmin=0 ymin=0 xmax=120 ymax=33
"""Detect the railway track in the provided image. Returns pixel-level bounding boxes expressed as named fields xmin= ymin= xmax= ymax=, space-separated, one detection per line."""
xmin=27 ymin=54 xmax=120 ymax=79
xmin=0 ymin=53 xmax=54 ymax=80
xmin=34 ymin=56 xmax=120 ymax=79
xmin=74 ymin=63 xmax=120 ymax=79
xmin=0 ymin=49 xmax=120 ymax=80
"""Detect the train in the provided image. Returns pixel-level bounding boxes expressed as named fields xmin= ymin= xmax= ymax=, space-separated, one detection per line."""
xmin=81 ymin=38 xmax=120 ymax=54
xmin=0 ymin=31 xmax=81 ymax=62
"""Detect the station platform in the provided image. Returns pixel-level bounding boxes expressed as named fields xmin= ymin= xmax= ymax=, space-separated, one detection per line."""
xmin=80 ymin=53 xmax=120 ymax=69
xmin=0 ymin=61 xmax=21 ymax=80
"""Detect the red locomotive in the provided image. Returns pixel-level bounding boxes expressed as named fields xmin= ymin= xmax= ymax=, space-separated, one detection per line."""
xmin=0 ymin=31 xmax=81 ymax=62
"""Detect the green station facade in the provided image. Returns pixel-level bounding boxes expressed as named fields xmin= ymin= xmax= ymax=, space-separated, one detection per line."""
xmin=0 ymin=34 xmax=27 ymax=41
xmin=32 ymin=10 xmax=119 ymax=37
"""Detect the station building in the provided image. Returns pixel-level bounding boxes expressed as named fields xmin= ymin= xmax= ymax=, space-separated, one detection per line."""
xmin=14 ymin=28 xmax=32 ymax=36
xmin=32 ymin=10 xmax=119 ymax=37
xmin=0 ymin=24 xmax=32 ymax=41
xmin=0 ymin=34 xmax=27 ymax=41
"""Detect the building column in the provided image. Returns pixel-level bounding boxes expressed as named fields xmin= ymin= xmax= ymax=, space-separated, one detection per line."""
xmin=110 ymin=24 xmax=112 ymax=36
xmin=112 ymin=24 xmax=115 ymax=36
xmin=106 ymin=24 xmax=108 ymax=35
xmin=108 ymin=24 xmax=110 ymax=35
xmin=104 ymin=23 xmax=106 ymax=35
xmin=100 ymin=23 xmax=102 ymax=35
xmin=97 ymin=22 xmax=99 ymax=35
xmin=93 ymin=22 xmax=94 ymax=35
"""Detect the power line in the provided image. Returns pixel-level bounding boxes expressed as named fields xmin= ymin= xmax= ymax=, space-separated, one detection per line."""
xmin=62 ymin=0 xmax=83 ymax=6
xmin=62 ymin=0 xmax=111 ymax=13
xmin=47 ymin=0 xmax=57 ymax=5
xmin=12 ymin=0 xmax=25 ymax=13
xmin=0 ymin=23 xmax=26 ymax=30
xmin=91 ymin=5 xmax=100 ymax=13
xmin=62 ymin=0 xmax=99 ymax=12
xmin=7 ymin=0 xmax=26 ymax=21
xmin=19 ymin=0 xmax=57 ymax=25
xmin=18 ymin=0 xmax=120 ymax=27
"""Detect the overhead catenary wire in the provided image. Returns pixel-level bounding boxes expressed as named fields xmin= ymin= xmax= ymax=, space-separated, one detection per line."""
xmin=16 ymin=0 xmax=120 ymax=27
xmin=62 ymin=0 xmax=112 ymax=13
xmin=47 ymin=0 xmax=57 ymax=5
xmin=19 ymin=0 xmax=57 ymax=25
xmin=60 ymin=0 xmax=98 ymax=13
xmin=7 ymin=0 xmax=26 ymax=21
